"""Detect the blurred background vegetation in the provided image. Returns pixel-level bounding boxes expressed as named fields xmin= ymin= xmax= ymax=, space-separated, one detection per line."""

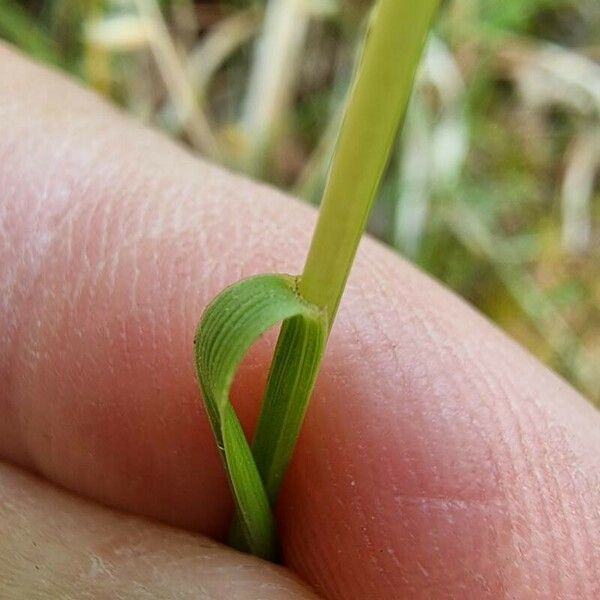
xmin=1 ymin=0 xmax=599 ymax=402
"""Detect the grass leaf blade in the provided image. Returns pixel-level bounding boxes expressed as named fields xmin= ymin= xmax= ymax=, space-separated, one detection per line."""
xmin=194 ymin=273 xmax=327 ymax=559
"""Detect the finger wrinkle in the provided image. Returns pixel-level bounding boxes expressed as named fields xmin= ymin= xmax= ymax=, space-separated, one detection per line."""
xmin=402 ymin=281 xmax=550 ymax=538
xmin=0 ymin=145 xmax=106 ymax=466
xmin=441 ymin=295 xmax=599 ymax=595
xmin=442 ymin=327 xmax=557 ymax=594
xmin=488 ymin=345 xmax=593 ymax=588
xmin=522 ymin=396 xmax=597 ymax=596
xmin=281 ymin=440 xmax=353 ymax=599
xmin=0 ymin=462 xmax=320 ymax=599
xmin=367 ymin=258 xmax=504 ymax=499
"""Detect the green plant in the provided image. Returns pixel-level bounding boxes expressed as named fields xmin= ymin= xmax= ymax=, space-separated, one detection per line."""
xmin=194 ymin=0 xmax=439 ymax=560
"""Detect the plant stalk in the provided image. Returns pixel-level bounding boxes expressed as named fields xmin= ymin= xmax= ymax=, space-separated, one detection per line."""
xmin=228 ymin=0 xmax=440 ymax=556
xmin=299 ymin=0 xmax=440 ymax=324
xmin=251 ymin=0 xmax=439 ymax=505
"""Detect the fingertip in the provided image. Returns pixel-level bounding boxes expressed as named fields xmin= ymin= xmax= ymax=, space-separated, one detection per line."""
xmin=277 ymin=247 xmax=600 ymax=599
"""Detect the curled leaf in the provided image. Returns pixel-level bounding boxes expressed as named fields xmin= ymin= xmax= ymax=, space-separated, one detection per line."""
xmin=194 ymin=273 xmax=327 ymax=559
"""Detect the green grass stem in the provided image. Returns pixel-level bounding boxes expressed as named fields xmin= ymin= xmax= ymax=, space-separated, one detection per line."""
xmin=300 ymin=0 xmax=440 ymax=324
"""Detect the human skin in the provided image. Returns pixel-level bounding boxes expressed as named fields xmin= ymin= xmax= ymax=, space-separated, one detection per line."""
xmin=0 ymin=43 xmax=599 ymax=599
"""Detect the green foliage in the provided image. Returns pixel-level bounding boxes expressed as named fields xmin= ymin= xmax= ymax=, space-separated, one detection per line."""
xmin=195 ymin=0 xmax=439 ymax=557
xmin=194 ymin=274 xmax=327 ymax=559
xmin=0 ymin=0 xmax=59 ymax=63
xmin=478 ymin=0 xmax=569 ymax=32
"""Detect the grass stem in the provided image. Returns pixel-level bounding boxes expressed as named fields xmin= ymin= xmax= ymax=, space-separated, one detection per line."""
xmin=299 ymin=0 xmax=440 ymax=324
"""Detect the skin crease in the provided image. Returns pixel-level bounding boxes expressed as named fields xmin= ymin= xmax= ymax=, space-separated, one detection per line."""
xmin=0 ymin=43 xmax=599 ymax=599
xmin=0 ymin=462 xmax=319 ymax=599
